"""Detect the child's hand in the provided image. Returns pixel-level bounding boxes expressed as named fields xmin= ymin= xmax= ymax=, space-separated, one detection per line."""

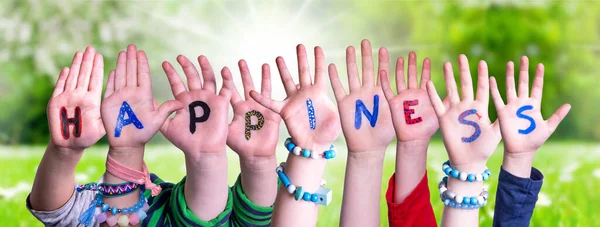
xmin=380 ymin=51 xmax=439 ymax=143
xmin=426 ymin=55 xmax=501 ymax=169
xmin=225 ymin=60 xmax=281 ymax=158
xmin=328 ymin=40 xmax=394 ymax=152
xmin=160 ymin=55 xmax=234 ymax=156
xmin=101 ymin=45 xmax=183 ymax=149
xmin=250 ymin=45 xmax=341 ymax=149
xmin=490 ymin=57 xmax=570 ymax=175
xmin=47 ymin=46 xmax=105 ymax=151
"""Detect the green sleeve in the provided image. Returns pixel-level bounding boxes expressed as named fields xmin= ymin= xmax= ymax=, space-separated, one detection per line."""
xmin=229 ymin=175 xmax=274 ymax=227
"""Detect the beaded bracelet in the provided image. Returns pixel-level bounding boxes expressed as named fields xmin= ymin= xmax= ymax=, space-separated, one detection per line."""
xmin=78 ymin=189 xmax=148 ymax=227
xmin=442 ymin=160 xmax=491 ymax=182
xmin=438 ymin=177 xmax=488 ymax=209
xmin=77 ymin=182 xmax=140 ymax=198
xmin=276 ymin=162 xmax=332 ymax=206
xmin=284 ymin=138 xmax=336 ymax=160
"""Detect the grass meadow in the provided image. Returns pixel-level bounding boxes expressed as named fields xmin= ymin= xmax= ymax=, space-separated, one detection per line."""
xmin=1 ymin=141 xmax=598 ymax=226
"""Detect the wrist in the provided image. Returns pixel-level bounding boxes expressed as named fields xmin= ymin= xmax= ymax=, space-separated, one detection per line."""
xmin=502 ymin=151 xmax=535 ymax=178
xmin=396 ymin=139 xmax=430 ymax=154
xmin=240 ymin=155 xmax=277 ymax=172
xmin=107 ymin=146 xmax=144 ymax=170
xmin=47 ymin=141 xmax=84 ymax=157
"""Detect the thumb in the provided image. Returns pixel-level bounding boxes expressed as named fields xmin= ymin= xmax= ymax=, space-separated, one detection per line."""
xmin=154 ymin=100 xmax=184 ymax=127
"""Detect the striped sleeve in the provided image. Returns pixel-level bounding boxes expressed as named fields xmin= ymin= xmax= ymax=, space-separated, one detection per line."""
xmin=229 ymin=175 xmax=273 ymax=227
xmin=143 ymin=173 xmax=233 ymax=227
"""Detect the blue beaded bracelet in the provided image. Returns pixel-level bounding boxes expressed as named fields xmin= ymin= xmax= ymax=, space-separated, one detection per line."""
xmin=284 ymin=138 xmax=336 ymax=160
xmin=78 ymin=188 xmax=148 ymax=226
xmin=276 ymin=162 xmax=332 ymax=206
xmin=438 ymin=177 xmax=489 ymax=209
xmin=442 ymin=160 xmax=491 ymax=182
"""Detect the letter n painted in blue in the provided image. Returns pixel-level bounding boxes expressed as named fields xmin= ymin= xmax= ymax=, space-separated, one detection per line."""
xmin=516 ymin=105 xmax=536 ymax=134
xmin=114 ymin=101 xmax=144 ymax=137
xmin=355 ymin=95 xmax=380 ymax=129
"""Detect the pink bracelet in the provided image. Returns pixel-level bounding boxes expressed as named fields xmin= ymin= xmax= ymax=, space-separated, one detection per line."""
xmin=106 ymin=155 xmax=162 ymax=197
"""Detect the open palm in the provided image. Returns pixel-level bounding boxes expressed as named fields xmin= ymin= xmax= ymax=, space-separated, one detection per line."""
xmin=427 ymin=55 xmax=501 ymax=167
xmin=226 ymin=60 xmax=281 ymax=157
xmin=328 ymin=40 xmax=394 ymax=151
xmin=250 ymin=45 xmax=341 ymax=149
xmin=381 ymin=51 xmax=438 ymax=143
xmin=490 ymin=57 xmax=571 ymax=154
xmin=101 ymin=45 xmax=183 ymax=148
xmin=47 ymin=47 xmax=105 ymax=150
xmin=160 ymin=55 xmax=233 ymax=155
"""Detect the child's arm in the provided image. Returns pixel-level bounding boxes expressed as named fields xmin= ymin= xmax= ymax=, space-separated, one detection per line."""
xmin=30 ymin=46 xmax=105 ymax=211
xmin=380 ymin=51 xmax=439 ymax=227
xmin=250 ymin=45 xmax=342 ymax=227
xmin=328 ymin=40 xmax=395 ymax=226
xmin=426 ymin=55 xmax=502 ymax=227
xmin=225 ymin=60 xmax=279 ymax=207
xmin=159 ymin=54 xmax=233 ymax=221
xmin=489 ymin=57 xmax=570 ymax=227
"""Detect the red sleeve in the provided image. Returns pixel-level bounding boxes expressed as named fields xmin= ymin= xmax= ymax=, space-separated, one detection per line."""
xmin=386 ymin=172 xmax=437 ymax=227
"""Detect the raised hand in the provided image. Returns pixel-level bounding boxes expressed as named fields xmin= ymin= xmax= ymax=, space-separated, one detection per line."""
xmin=328 ymin=39 xmax=394 ymax=151
xmin=47 ymin=46 xmax=105 ymax=151
xmin=226 ymin=60 xmax=281 ymax=158
xmin=426 ymin=55 xmax=501 ymax=168
xmin=101 ymin=44 xmax=183 ymax=149
xmin=490 ymin=57 xmax=570 ymax=175
xmin=160 ymin=55 xmax=233 ymax=156
xmin=250 ymin=45 xmax=341 ymax=149
xmin=380 ymin=51 xmax=438 ymax=143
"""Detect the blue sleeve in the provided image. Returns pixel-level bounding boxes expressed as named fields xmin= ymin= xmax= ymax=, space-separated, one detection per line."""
xmin=492 ymin=166 xmax=543 ymax=227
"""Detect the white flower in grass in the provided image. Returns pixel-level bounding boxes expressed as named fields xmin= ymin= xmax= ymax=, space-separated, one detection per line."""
xmin=593 ymin=169 xmax=600 ymax=179
xmin=559 ymin=163 xmax=579 ymax=182
xmin=536 ymin=192 xmax=551 ymax=207
xmin=0 ymin=182 xmax=31 ymax=199
xmin=75 ymin=173 xmax=89 ymax=183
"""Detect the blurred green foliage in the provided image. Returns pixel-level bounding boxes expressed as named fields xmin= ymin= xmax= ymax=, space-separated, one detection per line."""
xmin=1 ymin=0 xmax=599 ymax=144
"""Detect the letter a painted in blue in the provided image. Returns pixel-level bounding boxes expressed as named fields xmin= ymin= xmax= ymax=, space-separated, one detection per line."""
xmin=354 ymin=95 xmax=380 ymax=129
xmin=114 ymin=101 xmax=144 ymax=137
xmin=516 ymin=105 xmax=536 ymax=135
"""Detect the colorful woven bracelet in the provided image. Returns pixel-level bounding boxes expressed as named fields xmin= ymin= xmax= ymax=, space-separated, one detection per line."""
xmin=276 ymin=162 xmax=332 ymax=206
xmin=284 ymin=137 xmax=336 ymax=160
xmin=77 ymin=181 xmax=140 ymax=198
xmin=438 ymin=177 xmax=488 ymax=209
xmin=442 ymin=160 xmax=491 ymax=182
xmin=78 ymin=189 xmax=148 ymax=227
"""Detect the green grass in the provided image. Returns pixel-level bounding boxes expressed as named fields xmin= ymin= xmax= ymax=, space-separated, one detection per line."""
xmin=1 ymin=141 xmax=599 ymax=226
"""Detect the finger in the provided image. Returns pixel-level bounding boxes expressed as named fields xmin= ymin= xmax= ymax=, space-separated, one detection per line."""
xmin=276 ymin=57 xmax=297 ymax=96
xmin=296 ymin=44 xmax=312 ymax=86
xmin=238 ymin=59 xmax=255 ymax=100
xmin=261 ymin=63 xmax=272 ymax=99
xmin=476 ymin=60 xmax=489 ymax=103
xmin=104 ymin=70 xmax=115 ymax=99
xmin=395 ymin=57 xmax=406 ymax=91
xmin=199 ymin=55 xmax=217 ymax=93
xmin=314 ymin=46 xmax=327 ymax=87
xmin=407 ymin=52 xmax=418 ymax=89
xmin=458 ymin=54 xmax=474 ymax=101
xmin=328 ymin=64 xmax=346 ymax=102
xmin=222 ymin=66 xmax=242 ymax=104
xmin=162 ymin=61 xmax=186 ymax=97
xmin=426 ymin=81 xmax=446 ymax=117
xmin=125 ymin=44 xmax=138 ymax=87
xmin=531 ymin=63 xmax=544 ymax=102
xmin=489 ymin=76 xmax=505 ymax=110
xmin=380 ymin=70 xmax=396 ymax=102
xmin=420 ymin=57 xmax=431 ymax=90
xmin=346 ymin=46 xmax=360 ymax=92
xmin=505 ymin=61 xmax=517 ymax=102
xmin=76 ymin=46 xmax=96 ymax=91
xmin=115 ymin=51 xmax=126 ymax=89
xmin=518 ymin=56 xmax=530 ymax=98
xmin=154 ymin=100 xmax=184 ymax=129
xmin=136 ymin=50 xmax=152 ymax=91
xmin=52 ymin=67 xmax=70 ymax=97
xmin=250 ymin=90 xmax=285 ymax=114
xmin=377 ymin=47 xmax=390 ymax=87
xmin=89 ymin=53 xmax=104 ymax=94
xmin=546 ymin=104 xmax=571 ymax=134
xmin=64 ymin=51 xmax=83 ymax=91
xmin=176 ymin=55 xmax=202 ymax=91
xmin=361 ymin=39 xmax=374 ymax=87
xmin=219 ymin=67 xmax=234 ymax=100
xmin=443 ymin=62 xmax=460 ymax=104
